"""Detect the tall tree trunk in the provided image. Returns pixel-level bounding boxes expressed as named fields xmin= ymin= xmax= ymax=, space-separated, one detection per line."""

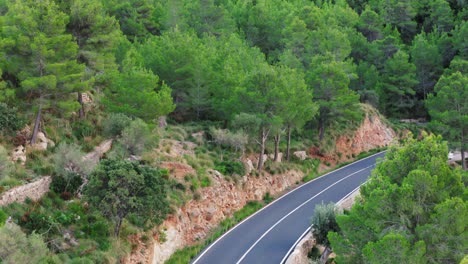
xmin=462 ymin=148 xmax=466 ymax=170
xmin=30 ymin=104 xmax=42 ymax=145
xmin=78 ymin=92 xmax=85 ymax=119
xmin=257 ymin=127 xmax=270 ymax=171
xmin=318 ymin=118 xmax=325 ymax=141
xmin=273 ymin=133 xmax=280 ymax=162
xmin=114 ymin=217 xmax=123 ymax=237
xmin=286 ymin=125 xmax=292 ymax=162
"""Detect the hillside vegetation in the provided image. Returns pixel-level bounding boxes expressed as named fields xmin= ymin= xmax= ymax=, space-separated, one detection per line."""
xmin=0 ymin=0 xmax=466 ymax=263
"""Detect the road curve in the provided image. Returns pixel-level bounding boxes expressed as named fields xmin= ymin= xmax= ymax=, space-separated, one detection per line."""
xmin=191 ymin=151 xmax=386 ymax=264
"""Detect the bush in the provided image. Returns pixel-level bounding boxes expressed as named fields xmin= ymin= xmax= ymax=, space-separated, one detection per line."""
xmin=210 ymin=128 xmax=248 ymax=152
xmin=102 ymin=113 xmax=131 ymax=138
xmin=53 ymin=143 xmax=94 ymax=177
xmin=72 ymin=120 xmax=95 ymax=140
xmin=214 ymin=160 xmax=245 ymax=176
xmin=0 ymin=209 xmax=7 ymax=227
xmin=119 ymin=119 xmax=152 ymax=155
xmin=0 ymin=223 xmax=49 ymax=263
xmin=0 ymin=103 xmax=26 ymax=135
xmin=50 ymin=172 xmax=83 ymax=196
xmin=311 ymin=202 xmax=340 ymax=247
xmin=0 ymin=146 xmax=13 ymax=180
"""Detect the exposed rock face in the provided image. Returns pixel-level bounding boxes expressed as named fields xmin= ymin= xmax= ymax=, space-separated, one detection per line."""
xmin=243 ymin=159 xmax=254 ymax=175
xmin=269 ymin=152 xmax=283 ymax=162
xmin=83 ymin=139 xmax=113 ymax=166
xmin=30 ymin=132 xmax=55 ymax=151
xmin=285 ymin=232 xmax=315 ymax=264
xmin=151 ymin=169 xmax=304 ymax=264
xmin=10 ymin=145 xmax=26 ymax=165
xmin=144 ymin=109 xmax=397 ymax=264
xmin=334 ymin=113 xmax=395 ymax=162
xmin=293 ymin=151 xmax=307 ymax=161
xmin=0 ymin=177 xmax=52 ymax=206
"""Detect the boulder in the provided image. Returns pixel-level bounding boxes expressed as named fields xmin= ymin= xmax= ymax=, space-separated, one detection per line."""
xmin=244 ymin=159 xmax=254 ymax=175
xmin=269 ymin=152 xmax=283 ymax=162
xmin=11 ymin=145 xmax=26 ymax=165
xmin=30 ymin=132 xmax=54 ymax=151
xmin=293 ymin=151 xmax=307 ymax=161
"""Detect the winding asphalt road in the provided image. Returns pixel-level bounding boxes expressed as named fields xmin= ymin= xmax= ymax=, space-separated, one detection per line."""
xmin=191 ymin=151 xmax=386 ymax=264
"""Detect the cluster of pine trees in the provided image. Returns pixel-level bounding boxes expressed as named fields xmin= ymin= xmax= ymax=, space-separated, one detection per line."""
xmin=0 ymin=0 xmax=466 ymax=156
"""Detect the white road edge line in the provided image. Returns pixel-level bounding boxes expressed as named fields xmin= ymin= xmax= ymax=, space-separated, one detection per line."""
xmin=191 ymin=151 xmax=385 ymax=264
xmin=235 ymin=164 xmax=375 ymax=264
xmin=279 ymin=227 xmax=311 ymax=264
xmin=279 ymin=181 xmax=369 ymax=264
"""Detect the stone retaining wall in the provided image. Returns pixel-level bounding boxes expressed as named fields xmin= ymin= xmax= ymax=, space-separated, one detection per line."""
xmin=0 ymin=177 xmax=52 ymax=206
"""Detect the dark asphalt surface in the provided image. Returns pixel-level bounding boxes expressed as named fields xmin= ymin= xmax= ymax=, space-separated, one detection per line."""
xmin=191 ymin=151 xmax=386 ymax=264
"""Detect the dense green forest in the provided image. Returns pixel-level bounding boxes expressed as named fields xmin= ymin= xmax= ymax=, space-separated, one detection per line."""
xmin=1 ymin=0 xmax=466 ymax=143
xmin=0 ymin=0 xmax=467 ymax=262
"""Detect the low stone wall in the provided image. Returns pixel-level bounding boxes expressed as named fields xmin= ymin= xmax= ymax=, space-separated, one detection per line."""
xmin=0 ymin=176 xmax=52 ymax=207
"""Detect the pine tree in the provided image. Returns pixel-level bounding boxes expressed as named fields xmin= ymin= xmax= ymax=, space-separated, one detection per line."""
xmin=1 ymin=0 xmax=85 ymax=143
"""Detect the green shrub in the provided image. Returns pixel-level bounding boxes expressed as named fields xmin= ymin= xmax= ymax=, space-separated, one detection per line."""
xmin=0 ymin=103 xmax=26 ymax=135
xmin=214 ymin=160 xmax=245 ymax=176
xmin=210 ymin=127 xmax=248 ymax=152
xmin=308 ymin=246 xmax=321 ymax=260
xmin=72 ymin=120 xmax=95 ymax=140
xmin=50 ymin=172 xmax=83 ymax=196
xmin=102 ymin=113 xmax=132 ymax=137
xmin=53 ymin=143 xmax=93 ymax=177
xmin=263 ymin=192 xmax=273 ymax=204
xmin=0 ymin=146 xmax=13 ymax=180
xmin=0 ymin=209 xmax=7 ymax=227
xmin=311 ymin=202 xmax=340 ymax=247
xmin=119 ymin=119 xmax=152 ymax=155
xmin=200 ymin=175 xmax=211 ymax=187
xmin=0 ymin=223 xmax=49 ymax=263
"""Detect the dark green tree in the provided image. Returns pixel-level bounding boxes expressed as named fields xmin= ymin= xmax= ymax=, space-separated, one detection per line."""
xmin=307 ymin=56 xmax=361 ymax=141
xmin=102 ymin=0 xmax=162 ymax=40
xmin=426 ymin=58 xmax=468 ymax=170
xmin=103 ymin=49 xmax=175 ymax=121
xmin=0 ymin=0 xmax=85 ymax=144
xmin=329 ymin=135 xmax=466 ymax=263
xmin=66 ymin=0 xmax=122 ymax=117
xmin=84 ymin=159 xmax=170 ymax=236
xmin=411 ymin=32 xmax=443 ymax=100
xmin=379 ymin=50 xmax=418 ymax=117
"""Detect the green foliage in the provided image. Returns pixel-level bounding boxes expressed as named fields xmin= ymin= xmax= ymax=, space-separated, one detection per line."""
xmin=0 ymin=145 xmax=12 ymax=181
xmin=214 ymin=160 xmax=245 ymax=176
xmin=50 ymin=172 xmax=83 ymax=197
xmin=311 ymin=202 xmax=340 ymax=247
xmin=0 ymin=209 xmax=7 ymax=227
xmin=0 ymin=223 xmax=49 ymax=264
xmin=426 ymin=58 xmax=467 ymax=169
xmin=329 ymin=135 xmax=466 ymax=264
xmin=102 ymin=113 xmax=132 ymax=138
xmin=0 ymin=103 xmax=25 ymax=136
xmin=52 ymin=142 xmax=93 ymax=177
xmin=379 ymin=50 xmax=418 ymax=118
xmin=103 ymin=50 xmax=175 ymax=121
xmin=84 ymin=159 xmax=170 ymax=236
xmin=263 ymin=192 xmax=273 ymax=204
xmin=72 ymin=120 xmax=96 ymax=140
xmin=118 ymin=118 xmax=153 ymax=156
xmin=210 ymin=128 xmax=248 ymax=153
